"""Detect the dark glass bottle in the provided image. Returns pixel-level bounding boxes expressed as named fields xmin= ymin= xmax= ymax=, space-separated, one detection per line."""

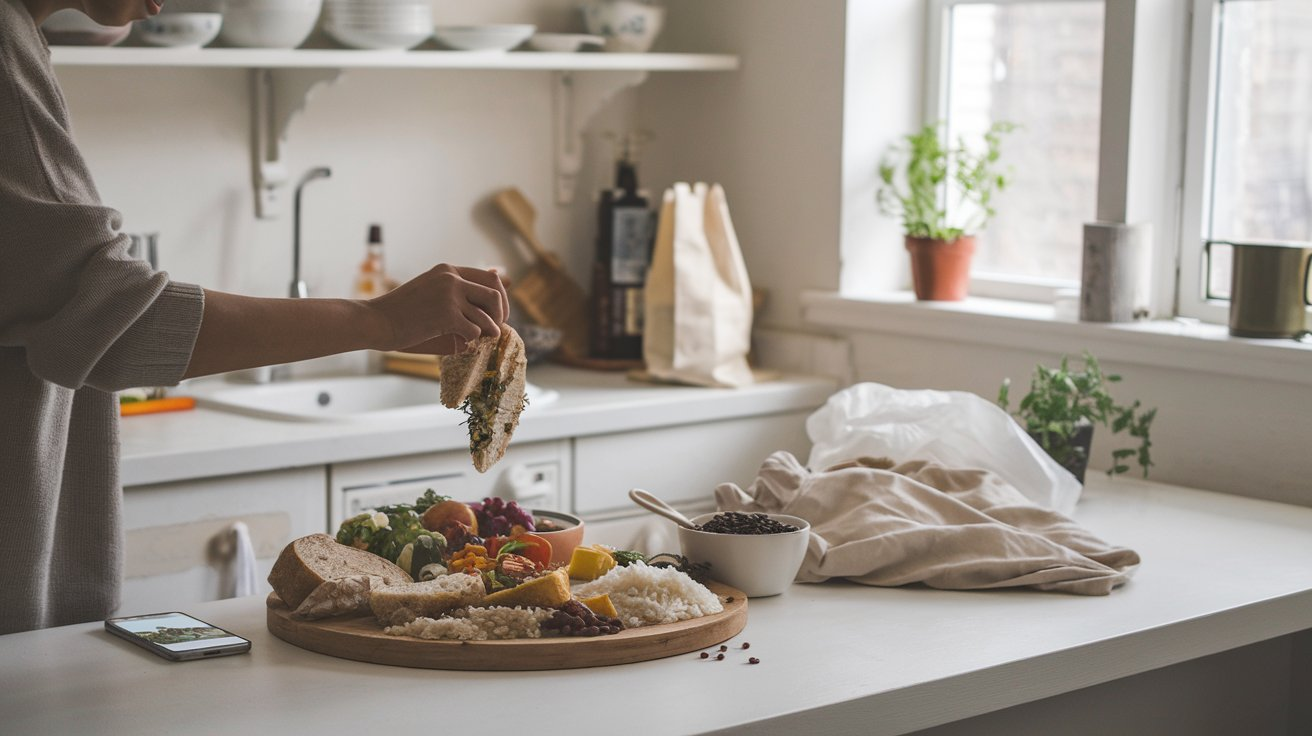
xmin=590 ymin=139 xmax=655 ymax=360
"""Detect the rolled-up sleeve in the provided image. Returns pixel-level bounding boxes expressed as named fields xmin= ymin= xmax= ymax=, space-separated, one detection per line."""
xmin=0 ymin=21 xmax=204 ymax=391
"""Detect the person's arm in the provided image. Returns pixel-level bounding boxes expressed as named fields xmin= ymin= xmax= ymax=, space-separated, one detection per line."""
xmin=183 ymin=264 xmax=508 ymax=379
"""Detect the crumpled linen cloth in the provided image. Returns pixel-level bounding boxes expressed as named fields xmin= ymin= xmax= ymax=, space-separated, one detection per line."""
xmin=715 ymin=452 xmax=1141 ymax=595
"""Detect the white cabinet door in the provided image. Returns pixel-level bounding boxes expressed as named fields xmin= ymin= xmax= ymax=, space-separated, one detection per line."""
xmin=329 ymin=440 xmax=571 ymax=529
xmin=120 ymin=466 xmax=325 ymax=616
xmin=573 ymin=410 xmax=812 ymax=515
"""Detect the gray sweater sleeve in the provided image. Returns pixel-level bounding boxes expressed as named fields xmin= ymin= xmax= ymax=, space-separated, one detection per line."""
xmin=0 ymin=8 xmax=204 ymax=391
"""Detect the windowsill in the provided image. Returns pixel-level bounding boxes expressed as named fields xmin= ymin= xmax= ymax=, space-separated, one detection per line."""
xmin=801 ymin=290 xmax=1312 ymax=387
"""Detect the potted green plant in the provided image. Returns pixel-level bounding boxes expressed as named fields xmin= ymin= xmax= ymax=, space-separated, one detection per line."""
xmin=996 ymin=351 xmax=1157 ymax=483
xmin=877 ymin=121 xmax=1014 ymax=301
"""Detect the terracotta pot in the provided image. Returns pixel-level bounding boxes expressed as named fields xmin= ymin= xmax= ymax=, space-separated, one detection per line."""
xmin=905 ymin=235 xmax=976 ymax=301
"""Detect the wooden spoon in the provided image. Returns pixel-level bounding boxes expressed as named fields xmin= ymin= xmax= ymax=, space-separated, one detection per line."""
xmin=628 ymin=488 xmax=700 ymax=531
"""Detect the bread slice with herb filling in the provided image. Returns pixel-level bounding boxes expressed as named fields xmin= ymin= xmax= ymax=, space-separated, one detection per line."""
xmin=439 ymin=325 xmax=528 ymax=473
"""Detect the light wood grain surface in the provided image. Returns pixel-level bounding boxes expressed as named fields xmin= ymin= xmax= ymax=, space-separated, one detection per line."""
xmin=266 ymin=581 xmax=747 ymax=670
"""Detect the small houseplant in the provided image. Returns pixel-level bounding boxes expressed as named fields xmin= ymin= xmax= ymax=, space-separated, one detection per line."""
xmin=997 ymin=351 xmax=1157 ymax=483
xmin=877 ymin=121 xmax=1014 ymax=300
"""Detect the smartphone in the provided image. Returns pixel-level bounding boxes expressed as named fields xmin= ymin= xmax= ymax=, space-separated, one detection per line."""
xmin=105 ymin=612 xmax=251 ymax=662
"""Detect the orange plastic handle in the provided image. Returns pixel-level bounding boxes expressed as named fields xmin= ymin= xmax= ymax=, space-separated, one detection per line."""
xmin=119 ymin=397 xmax=197 ymax=417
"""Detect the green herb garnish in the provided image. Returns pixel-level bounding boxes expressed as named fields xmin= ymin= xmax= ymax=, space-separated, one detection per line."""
xmin=611 ymin=550 xmax=646 ymax=567
xmin=495 ymin=539 xmax=533 ymax=559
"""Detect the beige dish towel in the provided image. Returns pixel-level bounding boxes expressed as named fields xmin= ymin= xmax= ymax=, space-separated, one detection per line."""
xmin=715 ymin=452 xmax=1141 ymax=596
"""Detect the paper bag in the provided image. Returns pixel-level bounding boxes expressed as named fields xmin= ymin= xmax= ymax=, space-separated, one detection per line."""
xmin=643 ymin=183 xmax=754 ymax=387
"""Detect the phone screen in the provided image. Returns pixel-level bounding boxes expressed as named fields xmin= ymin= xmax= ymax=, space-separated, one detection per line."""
xmin=109 ymin=612 xmax=248 ymax=653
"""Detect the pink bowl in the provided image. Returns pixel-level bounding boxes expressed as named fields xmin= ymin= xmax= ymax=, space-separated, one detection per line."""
xmin=532 ymin=509 xmax=584 ymax=566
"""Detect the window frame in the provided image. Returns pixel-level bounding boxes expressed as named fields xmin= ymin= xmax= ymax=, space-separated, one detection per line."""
xmin=926 ymin=0 xmax=1302 ymax=327
xmin=1177 ymin=0 xmax=1229 ymax=323
xmin=923 ymin=0 xmax=1104 ymax=304
xmin=1177 ymin=0 xmax=1312 ymax=324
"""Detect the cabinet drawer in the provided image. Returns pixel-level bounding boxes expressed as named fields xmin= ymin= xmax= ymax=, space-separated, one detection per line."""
xmin=573 ymin=410 xmax=811 ymax=514
xmin=120 ymin=466 xmax=326 ymax=615
xmin=329 ymin=440 xmax=571 ymax=529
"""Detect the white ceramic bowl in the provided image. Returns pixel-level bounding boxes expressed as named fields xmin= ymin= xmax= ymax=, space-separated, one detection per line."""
xmin=433 ymin=24 xmax=534 ymax=52
xmin=581 ymin=0 xmax=665 ymax=53
xmin=136 ymin=13 xmax=222 ymax=47
xmin=219 ymin=0 xmax=322 ymax=48
xmin=41 ymin=9 xmax=130 ymax=46
xmin=527 ymin=32 xmax=604 ymax=53
xmin=677 ymin=512 xmax=810 ymax=598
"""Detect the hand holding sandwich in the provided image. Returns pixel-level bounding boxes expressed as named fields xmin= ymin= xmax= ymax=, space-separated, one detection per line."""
xmin=183 ymin=263 xmax=509 ymax=378
xmin=369 ymin=263 xmax=510 ymax=355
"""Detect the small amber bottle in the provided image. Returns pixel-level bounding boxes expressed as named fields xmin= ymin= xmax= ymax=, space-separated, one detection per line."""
xmin=354 ymin=224 xmax=398 ymax=299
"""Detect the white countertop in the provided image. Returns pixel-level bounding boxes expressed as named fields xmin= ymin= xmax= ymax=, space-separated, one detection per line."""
xmin=5 ymin=476 xmax=1311 ymax=735
xmin=120 ymin=366 xmax=837 ymax=487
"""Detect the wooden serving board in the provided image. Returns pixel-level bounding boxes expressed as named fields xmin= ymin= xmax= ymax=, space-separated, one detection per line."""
xmin=266 ymin=581 xmax=747 ymax=671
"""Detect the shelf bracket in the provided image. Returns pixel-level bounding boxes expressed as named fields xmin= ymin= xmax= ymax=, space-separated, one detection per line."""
xmin=552 ymin=69 xmax=648 ymax=206
xmin=251 ymin=67 xmax=342 ymax=219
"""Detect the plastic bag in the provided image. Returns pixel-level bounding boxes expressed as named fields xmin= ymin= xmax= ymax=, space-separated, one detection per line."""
xmin=806 ymin=383 xmax=1082 ymax=515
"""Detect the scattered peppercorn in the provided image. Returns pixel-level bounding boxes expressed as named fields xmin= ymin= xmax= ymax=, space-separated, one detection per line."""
xmin=748 ymin=657 xmax=760 ymax=665
xmin=725 ymin=596 xmax=735 ymax=603
xmin=719 ymin=645 xmax=728 ymax=652
xmin=716 ymin=653 xmax=725 ymax=661
xmin=699 ymin=652 xmax=709 ymax=659
xmin=698 ymin=511 xmax=799 ymax=535
xmin=741 ymin=642 xmax=750 ymax=649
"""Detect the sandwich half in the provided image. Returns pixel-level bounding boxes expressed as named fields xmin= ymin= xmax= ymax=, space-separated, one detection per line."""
xmin=439 ymin=326 xmax=528 ymax=473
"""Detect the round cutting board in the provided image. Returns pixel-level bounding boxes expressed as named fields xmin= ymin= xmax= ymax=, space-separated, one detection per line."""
xmin=266 ymin=581 xmax=747 ymax=670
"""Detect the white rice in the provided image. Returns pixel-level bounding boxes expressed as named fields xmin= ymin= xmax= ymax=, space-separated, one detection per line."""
xmin=385 ymin=606 xmax=553 ymax=641
xmin=573 ymin=562 xmax=723 ymax=628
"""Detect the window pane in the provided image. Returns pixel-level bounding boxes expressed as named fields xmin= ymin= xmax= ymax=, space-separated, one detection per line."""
xmin=947 ymin=1 xmax=1104 ymax=283
xmin=1211 ymin=0 xmax=1312 ymax=245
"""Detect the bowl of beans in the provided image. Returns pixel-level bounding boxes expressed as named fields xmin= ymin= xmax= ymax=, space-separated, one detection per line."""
xmin=677 ymin=511 xmax=810 ymax=598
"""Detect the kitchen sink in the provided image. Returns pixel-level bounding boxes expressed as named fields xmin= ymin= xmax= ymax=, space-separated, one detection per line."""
xmin=195 ymin=374 xmax=558 ymax=423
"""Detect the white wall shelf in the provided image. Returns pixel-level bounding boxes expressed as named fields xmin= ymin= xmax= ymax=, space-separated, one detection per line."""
xmin=48 ymin=47 xmax=740 ymax=72
xmin=50 ymin=48 xmax=739 ymax=215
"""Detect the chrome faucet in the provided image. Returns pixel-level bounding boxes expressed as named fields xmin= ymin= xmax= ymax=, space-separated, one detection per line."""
xmin=291 ymin=166 xmax=332 ymax=299
xmin=239 ymin=167 xmax=332 ymax=385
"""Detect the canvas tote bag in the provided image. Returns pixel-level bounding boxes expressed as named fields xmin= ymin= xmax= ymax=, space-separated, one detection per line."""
xmin=643 ymin=182 xmax=755 ymax=387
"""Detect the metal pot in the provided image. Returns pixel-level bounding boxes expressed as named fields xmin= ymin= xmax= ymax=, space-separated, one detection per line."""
xmin=1208 ymin=242 xmax=1312 ymax=339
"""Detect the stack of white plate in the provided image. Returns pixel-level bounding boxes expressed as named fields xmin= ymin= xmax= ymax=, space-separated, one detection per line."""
xmin=221 ymin=0 xmax=322 ymax=48
xmin=325 ymin=0 xmax=432 ymax=50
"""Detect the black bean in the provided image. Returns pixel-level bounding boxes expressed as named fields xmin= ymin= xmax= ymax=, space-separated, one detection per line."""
xmin=697 ymin=511 xmax=799 ymax=535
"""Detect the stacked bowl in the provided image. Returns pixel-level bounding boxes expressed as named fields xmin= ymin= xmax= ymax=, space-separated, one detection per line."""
xmin=220 ymin=0 xmax=322 ymax=48
xmin=325 ymin=0 xmax=432 ymax=50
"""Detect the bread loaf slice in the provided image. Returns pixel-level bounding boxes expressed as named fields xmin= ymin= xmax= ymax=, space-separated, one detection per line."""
xmin=292 ymin=575 xmax=383 ymax=620
xmin=474 ymin=328 xmax=526 ymax=473
xmin=268 ymin=534 xmax=412 ymax=610
xmin=369 ymin=573 xmax=487 ymax=626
